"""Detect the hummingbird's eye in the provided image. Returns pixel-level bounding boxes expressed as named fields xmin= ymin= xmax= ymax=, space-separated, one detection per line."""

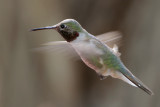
xmin=60 ymin=24 xmax=66 ymax=29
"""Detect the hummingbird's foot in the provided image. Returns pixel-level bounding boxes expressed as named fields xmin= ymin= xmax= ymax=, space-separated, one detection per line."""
xmin=98 ymin=74 xmax=107 ymax=80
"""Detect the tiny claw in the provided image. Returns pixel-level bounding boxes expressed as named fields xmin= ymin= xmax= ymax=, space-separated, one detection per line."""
xmin=99 ymin=74 xmax=107 ymax=80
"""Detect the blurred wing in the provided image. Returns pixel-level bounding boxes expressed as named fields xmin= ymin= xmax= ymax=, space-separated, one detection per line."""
xmin=96 ymin=31 xmax=122 ymax=57
xmin=33 ymin=41 xmax=80 ymax=60
xmin=33 ymin=41 xmax=68 ymax=52
xmin=96 ymin=31 xmax=122 ymax=48
xmin=33 ymin=31 xmax=122 ymax=59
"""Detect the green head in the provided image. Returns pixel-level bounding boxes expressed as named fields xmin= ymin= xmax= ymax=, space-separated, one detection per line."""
xmin=31 ymin=19 xmax=84 ymax=42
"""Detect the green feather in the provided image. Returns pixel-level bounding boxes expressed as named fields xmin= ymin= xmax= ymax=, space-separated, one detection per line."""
xmin=64 ymin=20 xmax=82 ymax=32
xmin=91 ymin=57 xmax=103 ymax=68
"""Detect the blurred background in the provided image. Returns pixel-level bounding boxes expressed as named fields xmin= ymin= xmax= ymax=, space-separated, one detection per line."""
xmin=0 ymin=0 xmax=159 ymax=107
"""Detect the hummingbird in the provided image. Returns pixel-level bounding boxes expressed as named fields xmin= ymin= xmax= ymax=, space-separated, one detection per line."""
xmin=31 ymin=19 xmax=153 ymax=95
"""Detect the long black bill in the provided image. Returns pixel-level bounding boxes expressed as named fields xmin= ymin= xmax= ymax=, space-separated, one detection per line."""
xmin=31 ymin=25 xmax=57 ymax=31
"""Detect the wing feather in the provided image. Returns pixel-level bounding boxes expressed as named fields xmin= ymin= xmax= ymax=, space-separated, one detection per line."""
xmin=96 ymin=31 xmax=122 ymax=48
xmin=32 ymin=31 xmax=122 ymax=60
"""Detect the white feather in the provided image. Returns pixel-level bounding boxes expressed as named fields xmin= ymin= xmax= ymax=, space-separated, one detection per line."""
xmin=103 ymin=70 xmax=137 ymax=87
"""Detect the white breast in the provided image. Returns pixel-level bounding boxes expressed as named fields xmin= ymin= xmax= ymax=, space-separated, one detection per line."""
xmin=70 ymin=33 xmax=103 ymax=56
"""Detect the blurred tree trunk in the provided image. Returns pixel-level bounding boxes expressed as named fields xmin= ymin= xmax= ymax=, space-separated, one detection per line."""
xmin=119 ymin=0 xmax=159 ymax=106
xmin=0 ymin=0 xmax=39 ymax=107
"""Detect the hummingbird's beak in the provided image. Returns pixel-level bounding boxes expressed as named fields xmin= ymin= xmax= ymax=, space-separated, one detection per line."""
xmin=31 ymin=25 xmax=57 ymax=31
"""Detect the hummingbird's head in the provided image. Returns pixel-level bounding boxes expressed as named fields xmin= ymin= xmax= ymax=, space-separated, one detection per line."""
xmin=31 ymin=19 xmax=84 ymax=42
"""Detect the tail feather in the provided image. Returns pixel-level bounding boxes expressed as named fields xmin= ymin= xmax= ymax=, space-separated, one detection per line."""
xmin=120 ymin=68 xmax=154 ymax=95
